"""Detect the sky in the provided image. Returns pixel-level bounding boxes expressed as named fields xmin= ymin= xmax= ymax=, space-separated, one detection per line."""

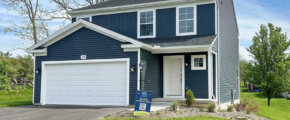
xmin=0 ymin=0 xmax=289 ymax=60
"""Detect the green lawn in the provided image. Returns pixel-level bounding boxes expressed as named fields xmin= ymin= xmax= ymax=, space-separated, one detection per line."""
xmin=241 ymin=88 xmax=290 ymax=120
xmin=0 ymin=89 xmax=33 ymax=108
xmin=102 ymin=116 xmax=228 ymax=120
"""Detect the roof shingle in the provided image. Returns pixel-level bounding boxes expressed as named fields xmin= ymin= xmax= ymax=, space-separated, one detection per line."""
xmin=74 ymin=0 xmax=170 ymax=11
xmin=137 ymin=35 xmax=217 ymax=47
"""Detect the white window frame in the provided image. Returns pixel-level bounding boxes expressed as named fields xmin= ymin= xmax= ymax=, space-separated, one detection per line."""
xmin=77 ymin=16 xmax=92 ymax=22
xmin=191 ymin=55 xmax=206 ymax=70
xmin=137 ymin=9 xmax=156 ymax=39
xmin=176 ymin=4 xmax=197 ymax=36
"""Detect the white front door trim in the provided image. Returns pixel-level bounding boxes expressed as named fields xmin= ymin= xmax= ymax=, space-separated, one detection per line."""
xmin=40 ymin=58 xmax=130 ymax=106
xmin=163 ymin=55 xmax=185 ymax=98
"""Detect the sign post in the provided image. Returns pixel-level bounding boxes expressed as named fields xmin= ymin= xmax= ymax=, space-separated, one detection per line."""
xmin=134 ymin=90 xmax=152 ymax=116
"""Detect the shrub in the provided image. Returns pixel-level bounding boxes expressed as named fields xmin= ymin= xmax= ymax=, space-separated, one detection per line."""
xmin=185 ymin=89 xmax=195 ymax=106
xmin=0 ymin=76 xmax=10 ymax=91
xmin=207 ymin=102 xmax=216 ymax=112
xmin=157 ymin=110 xmax=161 ymax=115
xmin=28 ymin=75 xmax=33 ymax=81
xmin=172 ymin=101 xmax=180 ymax=111
xmin=244 ymin=99 xmax=259 ymax=114
xmin=227 ymin=105 xmax=236 ymax=112
xmin=199 ymin=105 xmax=204 ymax=112
xmin=26 ymin=83 xmax=33 ymax=89
xmin=172 ymin=101 xmax=180 ymax=108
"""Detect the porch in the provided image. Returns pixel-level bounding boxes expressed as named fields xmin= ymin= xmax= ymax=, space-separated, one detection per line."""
xmin=139 ymin=49 xmax=218 ymax=103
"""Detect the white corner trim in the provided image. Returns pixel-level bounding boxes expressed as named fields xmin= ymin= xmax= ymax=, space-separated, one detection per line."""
xmin=208 ymin=51 xmax=213 ymax=100
xmin=176 ymin=4 xmax=197 ymax=36
xmin=137 ymin=9 xmax=156 ymax=39
xmin=40 ymin=58 xmax=130 ymax=106
xmin=163 ymin=55 xmax=185 ymax=99
xmin=32 ymin=56 xmax=35 ymax=103
xmin=191 ymin=55 xmax=207 ymax=70
xmin=26 ymin=19 xmax=154 ymax=53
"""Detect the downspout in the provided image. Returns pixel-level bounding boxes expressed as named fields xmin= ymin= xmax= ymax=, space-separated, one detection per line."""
xmin=216 ymin=0 xmax=221 ymax=108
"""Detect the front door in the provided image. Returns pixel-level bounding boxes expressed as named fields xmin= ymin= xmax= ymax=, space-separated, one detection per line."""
xmin=164 ymin=55 xmax=184 ymax=98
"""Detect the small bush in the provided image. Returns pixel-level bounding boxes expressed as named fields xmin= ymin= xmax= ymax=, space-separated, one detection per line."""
xmin=0 ymin=76 xmax=11 ymax=91
xmin=28 ymin=75 xmax=33 ymax=81
xmin=207 ymin=102 xmax=216 ymax=112
xmin=227 ymin=105 xmax=235 ymax=112
xmin=199 ymin=105 xmax=204 ymax=112
xmin=244 ymin=99 xmax=259 ymax=114
xmin=185 ymin=89 xmax=195 ymax=106
xmin=26 ymin=83 xmax=33 ymax=89
xmin=172 ymin=101 xmax=180 ymax=108
xmin=157 ymin=110 xmax=161 ymax=115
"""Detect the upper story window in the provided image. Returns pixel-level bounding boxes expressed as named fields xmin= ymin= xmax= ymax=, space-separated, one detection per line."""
xmin=191 ymin=55 xmax=206 ymax=70
xmin=137 ymin=10 xmax=156 ymax=38
xmin=176 ymin=5 xmax=197 ymax=36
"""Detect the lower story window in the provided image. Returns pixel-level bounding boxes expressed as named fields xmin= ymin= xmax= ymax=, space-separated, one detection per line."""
xmin=191 ymin=55 xmax=206 ymax=70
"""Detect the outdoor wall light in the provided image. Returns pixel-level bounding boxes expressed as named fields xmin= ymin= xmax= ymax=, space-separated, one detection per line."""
xmin=36 ymin=67 xmax=41 ymax=74
xmin=131 ymin=65 xmax=135 ymax=72
xmin=185 ymin=61 xmax=189 ymax=67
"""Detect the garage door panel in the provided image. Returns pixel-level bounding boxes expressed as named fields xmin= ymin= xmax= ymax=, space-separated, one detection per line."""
xmin=45 ymin=61 xmax=128 ymax=106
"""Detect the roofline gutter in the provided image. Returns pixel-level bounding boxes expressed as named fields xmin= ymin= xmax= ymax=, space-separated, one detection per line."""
xmin=68 ymin=0 xmax=205 ymax=15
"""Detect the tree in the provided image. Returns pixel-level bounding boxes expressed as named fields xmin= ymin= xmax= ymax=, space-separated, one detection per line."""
xmin=49 ymin=0 xmax=107 ymax=22
xmin=1 ymin=0 xmax=51 ymax=45
xmin=246 ymin=23 xmax=290 ymax=106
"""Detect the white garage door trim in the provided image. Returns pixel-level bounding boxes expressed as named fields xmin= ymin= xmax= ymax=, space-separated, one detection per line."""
xmin=40 ymin=58 xmax=130 ymax=106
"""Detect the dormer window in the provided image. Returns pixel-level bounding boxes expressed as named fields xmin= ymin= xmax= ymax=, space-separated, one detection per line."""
xmin=137 ymin=10 xmax=156 ymax=38
xmin=176 ymin=5 xmax=197 ymax=36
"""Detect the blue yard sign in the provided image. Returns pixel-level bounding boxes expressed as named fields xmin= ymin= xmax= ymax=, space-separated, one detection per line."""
xmin=134 ymin=90 xmax=152 ymax=116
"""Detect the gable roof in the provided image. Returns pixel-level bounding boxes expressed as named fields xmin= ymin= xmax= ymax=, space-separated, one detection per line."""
xmin=74 ymin=0 xmax=169 ymax=11
xmin=26 ymin=19 xmax=153 ymax=53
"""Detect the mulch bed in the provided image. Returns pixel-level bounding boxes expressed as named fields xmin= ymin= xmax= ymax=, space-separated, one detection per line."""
xmin=105 ymin=103 xmax=269 ymax=120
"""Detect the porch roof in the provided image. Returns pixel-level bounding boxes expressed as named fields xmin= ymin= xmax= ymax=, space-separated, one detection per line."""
xmin=137 ymin=35 xmax=217 ymax=47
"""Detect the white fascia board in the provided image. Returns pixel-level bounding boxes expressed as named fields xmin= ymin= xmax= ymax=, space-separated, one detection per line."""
xmin=210 ymin=36 xmax=218 ymax=46
xmin=69 ymin=0 xmax=215 ymax=17
xmin=27 ymin=48 xmax=47 ymax=53
xmin=121 ymin=44 xmax=142 ymax=48
xmin=26 ymin=19 xmax=154 ymax=53
xmin=151 ymin=45 xmax=211 ymax=54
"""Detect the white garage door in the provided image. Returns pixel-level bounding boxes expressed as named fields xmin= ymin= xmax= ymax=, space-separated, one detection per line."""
xmin=44 ymin=61 xmax=128 ymax=106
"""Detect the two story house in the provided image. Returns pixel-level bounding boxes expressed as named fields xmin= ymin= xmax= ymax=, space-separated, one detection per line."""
xmin=26 ymin=0 xmax=239 ymax=109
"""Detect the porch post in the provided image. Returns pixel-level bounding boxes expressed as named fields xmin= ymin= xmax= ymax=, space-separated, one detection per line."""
xmin=208 ymin=51 xmax=213 ymax=100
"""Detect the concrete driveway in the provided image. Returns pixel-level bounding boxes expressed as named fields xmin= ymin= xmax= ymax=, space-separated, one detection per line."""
xmin=0 ymin=105 xmax=128 ymax=120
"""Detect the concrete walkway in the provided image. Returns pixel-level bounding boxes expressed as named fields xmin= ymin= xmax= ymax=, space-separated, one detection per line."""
xmin=0 ymin=105 xmax=128 ymax=120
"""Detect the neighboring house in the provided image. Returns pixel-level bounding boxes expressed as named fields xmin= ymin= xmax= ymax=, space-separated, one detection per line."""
xmin=26 ymin=0 xmax=239 ymax=109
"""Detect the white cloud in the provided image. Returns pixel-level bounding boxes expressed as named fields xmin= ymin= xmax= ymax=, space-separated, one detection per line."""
xmin=235 ymin=0 xmax=290 ymax=60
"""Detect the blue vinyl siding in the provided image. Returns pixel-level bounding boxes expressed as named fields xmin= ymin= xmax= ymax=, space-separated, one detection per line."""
xmin=34 ymin=27 xmax=138 ymax=105
xmin=140 ymin=49 xmax=162 ymax=98
xmin=92 ymin=12 xmax=137 ymax=39
xmin=197 ymin=3 xmax=216 ymax=36
xmin=91 ymin=4 xmax=215 ymax=39
xmin=156 ymin=8 xmax=176 ymax=38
